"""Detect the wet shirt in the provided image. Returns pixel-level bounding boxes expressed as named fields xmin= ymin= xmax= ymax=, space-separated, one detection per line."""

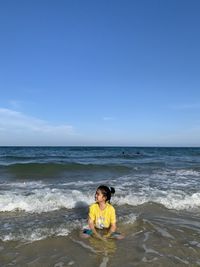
xmin=89 ymin=202 xmax=116 ymax=229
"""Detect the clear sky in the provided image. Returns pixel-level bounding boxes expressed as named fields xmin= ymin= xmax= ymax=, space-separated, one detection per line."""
xmin=0 ymin=0 xmax=200 ymax=146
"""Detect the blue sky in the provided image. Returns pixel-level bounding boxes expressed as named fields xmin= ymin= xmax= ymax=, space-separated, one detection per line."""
xmin=0 ymin=0 xmax=200 ymax=146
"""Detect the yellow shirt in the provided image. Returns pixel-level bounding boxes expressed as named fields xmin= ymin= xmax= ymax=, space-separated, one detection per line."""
xmin=89 ymin=202 xmax=116 ymax=229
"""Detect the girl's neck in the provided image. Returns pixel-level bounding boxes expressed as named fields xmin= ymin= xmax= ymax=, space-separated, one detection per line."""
xmin=98 ymin=201 xmax=106 ymax=210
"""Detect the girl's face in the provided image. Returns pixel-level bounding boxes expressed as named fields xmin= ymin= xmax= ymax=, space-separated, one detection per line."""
xmin=95 ymin=189 xmax=106 ymax=203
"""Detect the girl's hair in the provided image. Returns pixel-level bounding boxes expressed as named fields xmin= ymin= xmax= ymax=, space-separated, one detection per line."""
xmin=97 ymin=185 xmax=115 ymax=203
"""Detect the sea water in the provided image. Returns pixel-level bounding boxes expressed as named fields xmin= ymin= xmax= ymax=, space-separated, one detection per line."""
xmin=1 ymin=146 xmax=200 ymax=266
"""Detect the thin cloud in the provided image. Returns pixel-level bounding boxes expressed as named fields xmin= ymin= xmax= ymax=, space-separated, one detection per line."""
xmin=103 ymin=116 xmax=115 ymax=121
xmin=170 ymin=103 xmax=200 ymax=110
xmin=8 ymin=100 xmax=22 ymax=109
xmin=0 ymin=108 xmax=74 ymax=145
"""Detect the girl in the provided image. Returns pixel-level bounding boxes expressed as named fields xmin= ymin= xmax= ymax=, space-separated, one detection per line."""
xmin=83 ymin=185 xmax=122 ymax=240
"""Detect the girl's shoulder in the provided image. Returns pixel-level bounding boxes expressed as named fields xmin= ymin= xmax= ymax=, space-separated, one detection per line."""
xmin=106 ymin=202 xmax=115 ymax=211
xmin=89 ymin=202 xmax=98 ymax=209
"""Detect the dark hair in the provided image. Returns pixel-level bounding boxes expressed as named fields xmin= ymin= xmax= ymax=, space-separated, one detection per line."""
xmin=97 ymin=185 xmax=115 ymax=203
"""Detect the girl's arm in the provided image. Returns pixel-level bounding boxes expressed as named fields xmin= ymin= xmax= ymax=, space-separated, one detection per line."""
xmin=104 ymin=222 xmax=117 ymax=237
xmin=88 ymin=218 xmax=106 ymax=241
xmin=104 ymin=206 xmax=117 ymax=237
xmin=109 ymin=222 xmax=117 ymax=233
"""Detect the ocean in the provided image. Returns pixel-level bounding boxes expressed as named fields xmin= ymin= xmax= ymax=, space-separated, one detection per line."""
xmin=1 ymin=146 xmax=200 ymax=266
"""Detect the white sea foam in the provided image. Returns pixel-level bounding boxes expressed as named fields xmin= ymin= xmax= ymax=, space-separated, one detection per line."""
xmin=118 ymin=213 xmax=137 ymax=224
xmin=143 ymin=244 xmax=163 ymax=256
xmin=62 ymin=180 xmax=95 ymax=186
xmin=0 ymin=181 xmax=46 ymax=188
xmin=157 ymin=192 xmax=200 ymax=210
xmin=0 ymin=189 xmax=94 ymax=213
xmin=175 ymin=169 xmax=200 ymax=177
xmin=71 ymin=239 xmax=98 ymax=254
xmin=0 ymin=226 xmax=70 ymax=242
xmin=114 ymin=190 xmax=200 ymax=211
xmin=153 ymin=225 xmax=174 ymax=239
xmin=114 ymin=194 xmax=148 ymax=206
xmin=190 ymin=241 xmax=200 ymax=248
xmin=161 ymin=169 xmax=200 ymax=178
xmin=1 ymin=183 xmax=200 ymax=213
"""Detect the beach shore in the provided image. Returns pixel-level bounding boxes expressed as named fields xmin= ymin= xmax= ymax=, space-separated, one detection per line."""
xmin=1 ymin=203 xmax=200 ymax=266
xmin=1 ymin=147 xmax=200 ymax=266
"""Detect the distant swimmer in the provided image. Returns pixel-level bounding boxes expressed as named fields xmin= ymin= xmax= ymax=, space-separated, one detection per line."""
xmin=122 ymin=151 xmax=142 ymax=157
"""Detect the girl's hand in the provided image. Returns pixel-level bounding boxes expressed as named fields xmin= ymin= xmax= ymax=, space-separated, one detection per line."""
xmin=94 ymin=232 xmax=107 ymax=242
xmin=103 ymin=232 xmax=111 ymax=238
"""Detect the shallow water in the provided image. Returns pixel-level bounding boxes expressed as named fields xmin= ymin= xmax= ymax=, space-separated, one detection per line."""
xmin=1 ymin=146 xmax=200 ymax=266
xmin=2 ymin=205 xmax=200 ymax=266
